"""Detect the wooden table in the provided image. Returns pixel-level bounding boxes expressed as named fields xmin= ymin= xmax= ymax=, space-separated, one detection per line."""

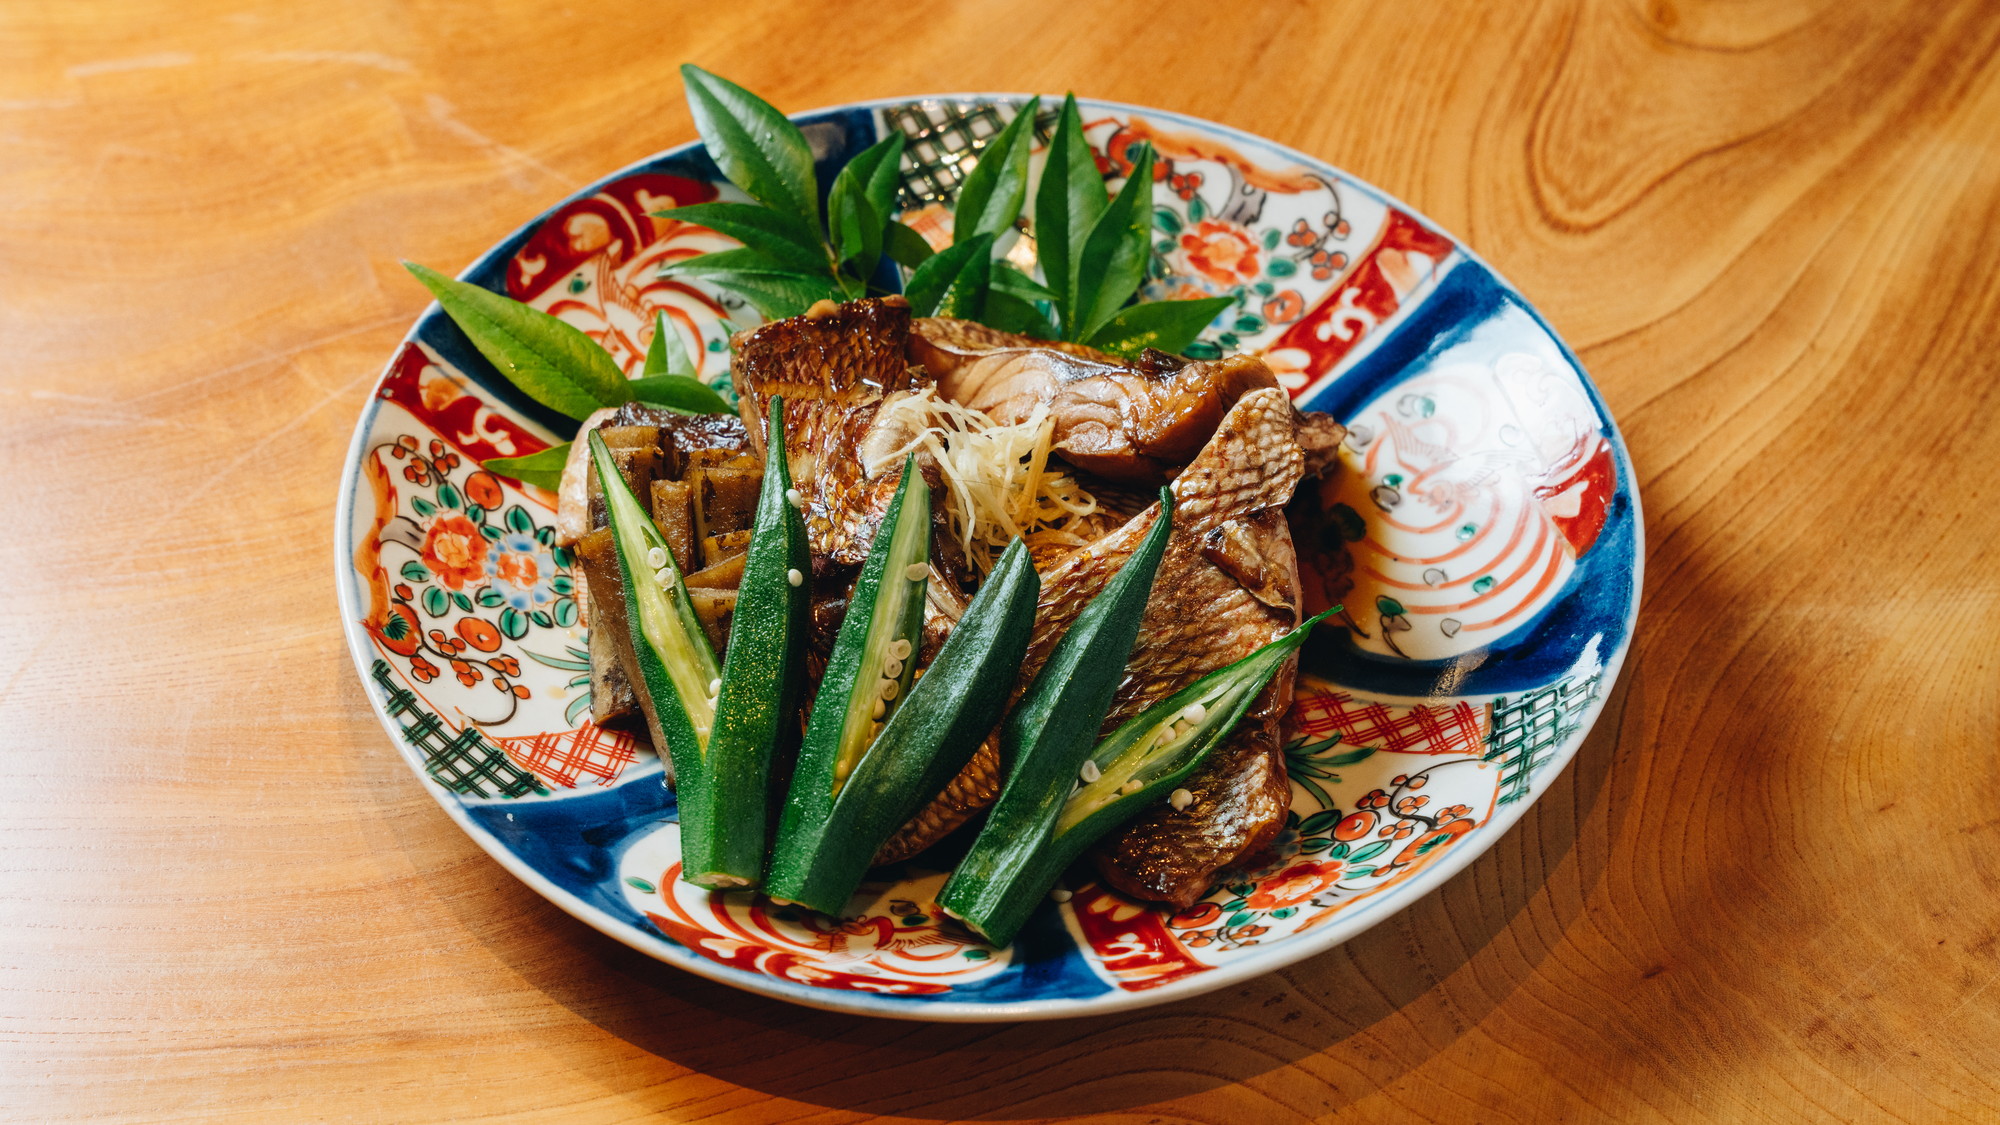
xmin=8 ymin=1 xmax=1999 ymax=1120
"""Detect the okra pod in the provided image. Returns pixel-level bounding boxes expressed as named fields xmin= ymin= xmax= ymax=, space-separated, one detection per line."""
xmin=927 ymin=493 xmax=1173 ymax=941
xmin=765 ymin=456 xmax=930 ymax=906
xmin=588 ymin=430 xmax=720 ymax=775
xmin=678 ymin=396 xmax=811 ymax=888
xmin=765 ymin=535 xmax=1042 ymax=913
xmin=940 ymin=609 xmax=1335 ymax=947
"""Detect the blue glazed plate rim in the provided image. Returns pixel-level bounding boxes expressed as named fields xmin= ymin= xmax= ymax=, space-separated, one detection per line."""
xmin=332 ymin=93 xmax=1644 ymax=1022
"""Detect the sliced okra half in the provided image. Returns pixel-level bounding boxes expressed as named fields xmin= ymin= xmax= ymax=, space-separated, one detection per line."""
xmin=676 ymin=395 xmax=812 ymax=889
xmin=940 ymin=608 xmax=1336 ymax=947
xmin=765 ymin=531 xmax=1041 ymax=914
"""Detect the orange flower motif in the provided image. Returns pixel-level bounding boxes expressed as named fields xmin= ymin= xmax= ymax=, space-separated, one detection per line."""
xmin=456 ymin=617 xmax=503 ymax=653
xmin=1178 ymin=219 xmax=1260 ymax=287
xmin=464 ymin=471 xmax=505 ymax=510
xmin=421 ymin=514 xmax=489 ymax=590
xmin=1391 ymin=818 xmax=1476 ymax=868
xmin=495 ymin=549 xmax=541 ymax=590
xmin=1263 ymin=289 xmax=1305 ymax=325
xmin=1245 ymin=861 xmax=1343 ymax=911
xmin=409 ymin=655 xmax=440 ymax=683
xmin=1332 ymin=809 xmax=1375 ymax=841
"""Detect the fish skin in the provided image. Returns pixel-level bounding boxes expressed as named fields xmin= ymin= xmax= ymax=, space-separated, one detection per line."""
xmin=1090 ymin=504 xmax=1302 ymax=909
xmin=871 ymin=727 xmax=1003 ymax=865
xmin=875 ymin=388 xmax=1307 ymax=881
xmin=909 ymin=317 xmax=1284 ymax=484
xmin=729 ymin=300 xmax=984 ymax=829
xmin=732 ymin=296 xmax=928 ymax=565
xmin=1095 ymin=709 xmax=1293 ymax=908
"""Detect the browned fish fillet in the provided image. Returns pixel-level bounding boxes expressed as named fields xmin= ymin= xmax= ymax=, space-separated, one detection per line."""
xmin=1091 ymin=503 xmax=1302 ymax=908
xmin=908 ymin=317 xmax=1282 ymax=483
xmin=732 ymin=296 xmax=928 ymax=564
xmin=874 ymin=389 xmax=1307 ymax=878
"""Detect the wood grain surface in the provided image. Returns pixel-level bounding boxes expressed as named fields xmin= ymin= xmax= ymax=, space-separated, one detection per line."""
xmin=6 ymin=0 xmax=2000 ymax=1121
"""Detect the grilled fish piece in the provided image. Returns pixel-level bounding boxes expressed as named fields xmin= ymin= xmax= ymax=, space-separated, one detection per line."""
xmin=732 ymin=296 xmax=928 ymax=564
xmin=908 ymin=317 xmax=1284 ymax=483
xmin=874 ymin=389 xmax=1307 ymax=879
xmin=1091 ymin=504 xmax=1302 ymax=908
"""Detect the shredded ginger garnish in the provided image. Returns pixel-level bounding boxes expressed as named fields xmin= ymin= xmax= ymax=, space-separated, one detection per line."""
xmin=870 ymin=388 xmax=1099 ymax=574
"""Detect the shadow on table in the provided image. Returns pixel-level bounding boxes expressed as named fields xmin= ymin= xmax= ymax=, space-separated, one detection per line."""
xmin=428 ymin=666 xmax=1640 ymax=1119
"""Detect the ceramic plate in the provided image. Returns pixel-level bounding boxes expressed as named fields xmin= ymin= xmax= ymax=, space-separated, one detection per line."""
xmin=334 ymin=95 xmax=1640 ymax=1021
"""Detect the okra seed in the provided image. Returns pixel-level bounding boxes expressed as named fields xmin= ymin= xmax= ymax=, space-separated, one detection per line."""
xmin=707 ymin=677 xmax=720 ymax=695
xmin=787 ymin=568 xmax=803 ymax=586
xmin=1049 ymin=888 xmax=1073 ymax=903
xmin=1079 ymin=760 xmax=1102 ymax=784
xmin=1182 ymin=702 xmax=1208 ymax=724
xmin=654 ymin=567 xmax=675 ymax=587
xmin=1169 ymin=788 xmax=1194 ymax=811
xmin=871 ymin=698 xmax=886 ymax=719
xmin=904 ymin=563 xmax=928 ymax=582
xmin=785 ymin=487 xmax=803 ymax=509
xmin=646 ymin=546 xmax=667 ymax=570
xmin=883 ymin=657 xmax=904 ymax=679
xmin=881 ymin=678 xmax=899 ymax=701
xmin=1122 ymin=779 xmax=1144 ymax=795
xmin=889 ymin=638 xmax=913 ymax=660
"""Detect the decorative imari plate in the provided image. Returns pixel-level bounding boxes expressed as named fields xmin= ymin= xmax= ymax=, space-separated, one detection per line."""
xmin=334 ymin=95 xmax=1640 ymax=1021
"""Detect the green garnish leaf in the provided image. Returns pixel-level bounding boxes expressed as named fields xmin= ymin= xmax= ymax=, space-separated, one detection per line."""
xmin=853 ymin=132 xmax=907 ymax=237
xmin=680 ymin=65 xmax=820 ymax=232
xmin=1084 ymin=295 xmax=1233 ymax=358
xmin=1073 ymin=143 xmax=1157 ymax=341
xmin=992 ymin=260 xmax=1058 ymax=304
xmin=828 ymin=164 xmax=883 ymax=288
xmin=981 ymin=289 xmax=1059 ymax=339
xmin=650 ymin=202 xmax=825 ymax=273
xmin=660 ymin=248 xmax=841 ymax=318
xmin=698 ymin=272 xmax=841 ymax=320
xmin=1034 ymin=94 xmax=1109 ymax=334
xmin=404 ymin=261 xmax=630 ymax=421
xmin=953 ymin=95 xmax=1040 ymax=245
xmin=660 ymin=246 xmax=821 ymax=280
xmin=626 ymin=374 xmax=734 ymax=415
xmin=482 ymin=443 xmax=570 ymax=491
xmin=643 ymin=310 xmax=695 ymax=377
xmin=885 ymin=221 xmax=935 ymax=268
xmin=828 ymin=133 xmax=907 ymax=290
xmin=903 ymin=232 xmax=995 ymax=317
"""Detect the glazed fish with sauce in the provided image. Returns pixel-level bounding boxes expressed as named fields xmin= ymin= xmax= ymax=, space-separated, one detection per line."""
xmin=568 ymin=297 xmax=1345 ymax=914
